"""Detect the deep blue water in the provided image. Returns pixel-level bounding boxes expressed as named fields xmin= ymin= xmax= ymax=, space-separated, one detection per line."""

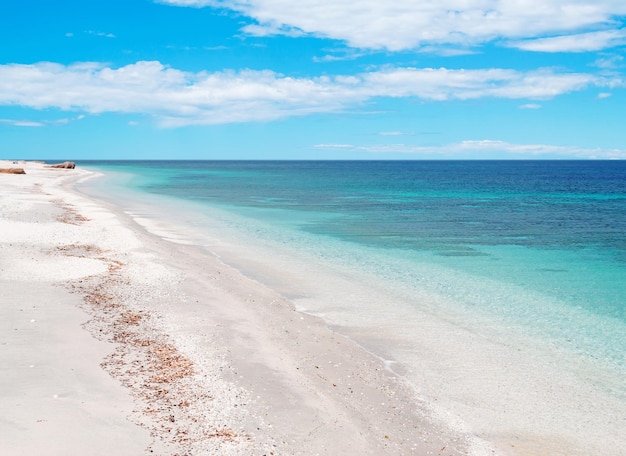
xmin=83 ymin=160 xmax=626 ymax=251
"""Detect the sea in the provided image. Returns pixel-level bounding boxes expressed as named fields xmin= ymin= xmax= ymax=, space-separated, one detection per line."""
xmin=79 ymin=160 xmax=626 ymax=455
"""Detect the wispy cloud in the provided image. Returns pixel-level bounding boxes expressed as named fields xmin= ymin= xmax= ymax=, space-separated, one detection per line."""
xmin=593 ymin=54 xmax=624 ymax=70
xmin=0 ymin=61 xmax=614 ymax=127
xmin=86 ymin=30 xmax=116 ymax=38
xmin=418 ymin=46 xmax=478 ymax=57
xmin=157 ymin=1 xmax=626 ymax=52
xmin=315 ymin=140 xmax=626 ymax=159
xmin=313 ymin=48 xmax=366 ymax=62
xmin=0 ymin=115 xmax=85 ymax=128
xmin=519 ymin=103 xmax=542 ymax=109
xmin=0 ymin=119 xmax=45 ymax=127
xmin=509 ymin=29 xmax=626 ymax=53
xmin=65 ymin=30 xmax=116 ymax=39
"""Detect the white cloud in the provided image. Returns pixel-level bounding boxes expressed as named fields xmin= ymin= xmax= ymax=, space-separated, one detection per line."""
xmin=47 ymin=115 xmax=86 ymax=126
xmin=86 ymin=30 xmax=116 ymax=38
xmin=0 ymin=119 xmax=45 ymax=127
xmin=359 ymin=67 xmax=598 ymax=100
xmin=0 ymin=115 xmax=85 ymax=128
xmin=519 ymin=103 xmax=542 ymax=109
xmin=315 ymin=143 xmax=354 ymax=149
xmin=158 ymin=0 xmax=626 ymax=51
xmin=418 ymin=46 xmax=478 ymax=57
xmin=597 ymin=92 xmax=612 ymax=98
xmin=509 ymin=29 xmax=626 ymax=52
xmin=65 ymin=31 xmax=116 ymax=39
xmin=316 ymin=140 xmax=626 ymax=159
xmin=313 ymin=48 xmax=366 ymax=62
xmin=593 ymin=54 xmax=624 ymax=69
xmin=0 ymin=61 xmax=613 ymax=126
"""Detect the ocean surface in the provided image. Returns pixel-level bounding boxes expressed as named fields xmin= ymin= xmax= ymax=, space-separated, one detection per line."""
xmin=80 ymin=160 xmax=626 ymax=454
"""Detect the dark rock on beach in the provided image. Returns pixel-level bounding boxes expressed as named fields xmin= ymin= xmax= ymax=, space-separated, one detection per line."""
xmin=46 ymin=161 xmax=76 ymax=169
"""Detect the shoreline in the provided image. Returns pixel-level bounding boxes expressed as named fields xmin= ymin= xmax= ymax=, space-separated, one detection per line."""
xmin=78 ymin=161 xmax=626 ymax=456
xmin=1 ymin=161 xmax=474 ymax=454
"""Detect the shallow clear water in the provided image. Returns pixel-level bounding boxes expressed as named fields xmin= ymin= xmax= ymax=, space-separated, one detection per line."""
xmin=81 ymin=160 xmax=626 ymax=454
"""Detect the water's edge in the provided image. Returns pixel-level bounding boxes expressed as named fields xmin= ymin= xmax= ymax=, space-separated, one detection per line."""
xmin=78 ymin=162 xmax=626 ymax=455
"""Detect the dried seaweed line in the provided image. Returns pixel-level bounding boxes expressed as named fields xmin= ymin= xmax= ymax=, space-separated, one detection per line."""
xmin=58 ymin=244 xmax=251 ymax=454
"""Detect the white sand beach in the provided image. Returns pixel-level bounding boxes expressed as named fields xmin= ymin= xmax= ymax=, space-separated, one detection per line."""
xmin=0 ymin=161 xmax=476 ymax=455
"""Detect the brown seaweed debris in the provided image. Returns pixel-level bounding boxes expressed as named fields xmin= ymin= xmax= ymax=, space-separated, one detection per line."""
xmin=0 ymin=168 xmax=26 ymax=174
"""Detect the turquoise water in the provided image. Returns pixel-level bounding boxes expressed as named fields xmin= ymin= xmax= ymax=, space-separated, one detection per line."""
xmin=81 ymin=160 xmax=626 ymax=453
xmin=82 ymin=160 xmax=626 ymax=367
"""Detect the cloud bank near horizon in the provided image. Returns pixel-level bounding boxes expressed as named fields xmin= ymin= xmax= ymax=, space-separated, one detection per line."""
xmin=315 ymin=140 xmax=626 ymax=160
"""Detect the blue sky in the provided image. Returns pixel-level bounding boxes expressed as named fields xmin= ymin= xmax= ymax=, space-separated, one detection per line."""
xmin=0 ymin=0 xmax=625 ymax=160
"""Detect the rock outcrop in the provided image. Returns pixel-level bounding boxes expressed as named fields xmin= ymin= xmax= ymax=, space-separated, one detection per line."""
xmin=0 ymin=168 xmax=26 ymax=174
xmin=46 ymin=161 xmax=76 ymax=169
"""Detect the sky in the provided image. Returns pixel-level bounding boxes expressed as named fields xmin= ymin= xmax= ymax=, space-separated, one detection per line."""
xmin=0 ymin=0 xmax=625 ymax=160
